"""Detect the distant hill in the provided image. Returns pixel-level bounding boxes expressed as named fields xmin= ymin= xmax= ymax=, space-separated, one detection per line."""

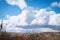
xmin=0 ymin=32 xmax=60 ymax=40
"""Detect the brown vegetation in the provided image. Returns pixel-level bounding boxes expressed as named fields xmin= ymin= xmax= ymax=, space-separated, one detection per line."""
xmin=0 ymin=32 xmax=60 ymax=40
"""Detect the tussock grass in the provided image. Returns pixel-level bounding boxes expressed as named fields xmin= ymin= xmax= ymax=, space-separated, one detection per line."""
xmin=0 ymin=32 xmax=60 ymax=40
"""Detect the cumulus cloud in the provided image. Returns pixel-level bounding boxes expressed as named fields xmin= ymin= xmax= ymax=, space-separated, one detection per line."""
xmin=49 ymin=14 xmax=60 ymax=26
xmin=6 ymin=0 xmax=27 ymax=9
xmin=51 ymin=2 xmax=60 ymax=7
xmin=4 ymin=8 xmax=58 ymax=27
xmin=1 ymin=7 xmax=60 ymax=33
xmin=31 ymin=9 xmax=56 ymax=25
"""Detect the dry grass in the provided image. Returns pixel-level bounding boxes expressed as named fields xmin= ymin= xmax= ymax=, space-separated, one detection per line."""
xmin=0 ymin=32 xmax=60 ymax=40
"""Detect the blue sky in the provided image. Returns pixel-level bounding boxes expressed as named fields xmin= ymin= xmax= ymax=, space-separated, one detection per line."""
xmin=0 ymin=0 xmax=21 ymax=19
xmin=0 ymin=0 xmax=60 ymax=19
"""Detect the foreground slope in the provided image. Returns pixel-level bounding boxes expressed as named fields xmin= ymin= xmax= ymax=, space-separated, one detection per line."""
xmin=0 ymin=32 xmax=60 ymax=40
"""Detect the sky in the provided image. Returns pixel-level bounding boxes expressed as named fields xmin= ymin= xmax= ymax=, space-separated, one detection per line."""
xmin=0 ymin=0 xmax=60 ymax=19
xmin=0 ymin=0 xmax=60 ymax=33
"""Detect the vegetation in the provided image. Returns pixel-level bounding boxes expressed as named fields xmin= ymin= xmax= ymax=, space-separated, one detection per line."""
xmin=0 ymin=32 xmax=60 ymax=40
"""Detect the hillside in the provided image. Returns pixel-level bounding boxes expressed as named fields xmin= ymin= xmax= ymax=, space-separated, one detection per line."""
xmin=0 ymin=32 xmax=60 ymax=40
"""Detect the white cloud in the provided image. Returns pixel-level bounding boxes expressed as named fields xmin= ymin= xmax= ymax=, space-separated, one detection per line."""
xmin=0 ymin=20 xmax=1 ymax=29
xmin=0 ymin=20 xmax=1 ymax=25
xmin=51 ymin=2 xmax=60 ymax=7
xmin=0 ymin=7 xmax=60 ymax=33
xmin=45 ymin=7 xmax=52 ymax=11
xmin=49 ymin=14 xmax=60 ymax=26
xmin=1 ymin=7 xmax=60 ymax=33
xmin=31 ymin=17 xmax=46 ymax=25
xmin=31 ymin=9 xmax=56 ymax=25
xmin=6 ymin=0 xmax=27 ymax=9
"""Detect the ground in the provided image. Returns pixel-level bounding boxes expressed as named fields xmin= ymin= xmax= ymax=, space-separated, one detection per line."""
xmin=0 ymin=32 xmax=60 ymax=40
